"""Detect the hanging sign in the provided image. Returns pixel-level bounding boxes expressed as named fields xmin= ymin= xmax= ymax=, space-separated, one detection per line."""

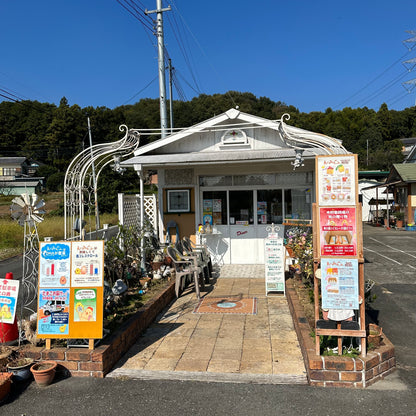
xmin=321 ymin=258 xmax=359 ymax=310
xmin=0 ymin=279 xmax=20 ymax=324
xmin=265 ymin=232 xmax=285 ymax=295
xmin=319 ymin=207 xmax=357 ymax=256
xmin=316 ymin=155 xmax=356 ymax=206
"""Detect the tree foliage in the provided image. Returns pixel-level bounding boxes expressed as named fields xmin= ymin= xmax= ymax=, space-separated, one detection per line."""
xmin=1 ymin=93 xmax=414 ymax=210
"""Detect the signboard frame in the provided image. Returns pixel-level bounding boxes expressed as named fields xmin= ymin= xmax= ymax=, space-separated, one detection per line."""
xmin=38 ymin=240 xmax=104 ymax=341
xmin=264 ymin=230 xmax=285 ymax=296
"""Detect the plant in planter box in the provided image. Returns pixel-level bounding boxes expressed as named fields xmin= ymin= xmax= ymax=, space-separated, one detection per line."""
xmin=395 ymin=211 xmax=404 ymax=227
xmin=285 ymin=225 xmax=314 ymax=286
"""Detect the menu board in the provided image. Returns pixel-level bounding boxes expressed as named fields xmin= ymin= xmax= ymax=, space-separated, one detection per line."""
xmin=321 ymin=258 xmax=359 ymax=310
xmin=319 ymin=207 xmax=357 ymax=256
xmin=317 ymin=155 xmax=356 ymax=206
xmin=38 ymin=241 xmax=104 ymax=339
xmin=265 ymin=233 xmax=285 ymax=294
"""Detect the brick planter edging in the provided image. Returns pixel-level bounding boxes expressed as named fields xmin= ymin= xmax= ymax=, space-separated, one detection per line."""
xmin=21 ymin=281 xmax=176 ymax=378
xmin=286 ymin=279 xmax=396 ymax=388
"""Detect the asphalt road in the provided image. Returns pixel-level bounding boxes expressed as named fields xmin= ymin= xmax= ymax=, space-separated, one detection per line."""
xmin=1 ymin=223 xmax=416 ymax=415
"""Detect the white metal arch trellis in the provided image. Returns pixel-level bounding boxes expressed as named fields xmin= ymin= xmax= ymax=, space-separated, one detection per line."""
xmin=64 ymin=125 xmax=140 ymax=240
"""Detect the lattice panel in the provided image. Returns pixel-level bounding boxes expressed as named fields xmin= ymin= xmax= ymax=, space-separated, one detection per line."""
xmin=118 ymin=194 xmax=157 ymax=232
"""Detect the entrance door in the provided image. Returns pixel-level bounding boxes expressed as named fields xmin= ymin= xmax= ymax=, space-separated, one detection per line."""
xmin=228 ymin=190 xmax=257 ymax=264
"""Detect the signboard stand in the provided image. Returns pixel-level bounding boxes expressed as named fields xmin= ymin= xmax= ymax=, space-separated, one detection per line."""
xmin=265 ymin=224 xmax=285 ymax=296
xmin=38 ymin=241 xmax=105 ymax=350
xmin=313 ymin=155 xmax=367 ymax=357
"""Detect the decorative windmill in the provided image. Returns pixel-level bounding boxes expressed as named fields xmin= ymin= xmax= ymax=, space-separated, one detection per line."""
xmin=10 ymin=192 xmax=46 ymax=321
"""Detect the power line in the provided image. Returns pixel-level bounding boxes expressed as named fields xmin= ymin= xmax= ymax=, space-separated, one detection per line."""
xmin=353 ymin=70 xmax=409 ymax=108
xmin=335 ymin=49 xmax=413 ymax=109
xmin=116 ymin=0 xmax=154 ymax=33
xmin=122 ymin=75 xmax=159 ymax=104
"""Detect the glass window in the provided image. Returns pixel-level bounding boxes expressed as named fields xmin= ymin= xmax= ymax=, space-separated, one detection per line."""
xmin=202 ymin=191 xmax=227 ymax=225
xmin=284 ymin=189 xmax=312 ymax=220
xmin=234 ymin=174 xmax=275 ymax=186
xmin=229 ymin=190 xmax=254 ymax=225
xmin=199 ymin=176 xmax=232 ymax=186
xmin=257 ymin=190 xmax=283 ymax=224
xmin=167 ymin=190 xmax=190 ymax=213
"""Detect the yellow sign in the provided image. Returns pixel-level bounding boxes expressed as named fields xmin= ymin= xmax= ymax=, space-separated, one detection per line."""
xmin=38 ymin=241 xmax=104 ymax=339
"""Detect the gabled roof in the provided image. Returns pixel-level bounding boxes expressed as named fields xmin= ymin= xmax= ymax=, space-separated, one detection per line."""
xmin=390 ymin=163 xmax=416 ymax=182
xmin=0 ymin=157 xmax=27 ymax=165
xmin=122 ymin=109 xmax=347 ymax=168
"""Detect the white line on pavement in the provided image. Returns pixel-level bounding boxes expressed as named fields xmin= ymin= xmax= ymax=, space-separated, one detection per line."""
xmin=364 ymin=247 xmax=402 ymax=265
xmin=369 ymin=237 xmax=416 ymax=259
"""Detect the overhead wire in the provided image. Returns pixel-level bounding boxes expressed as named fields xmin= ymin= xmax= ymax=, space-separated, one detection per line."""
xmin=122 ymin=75 xmax=159 ymax=104
xmin=165 ymin=7 xmax=202 ymax=95
xmin=353 ymin=70 xmax=410 ymax=108
xmin=169 ymin=0 xmax=238 ymax=108
xmin=116 ymin=0 xmax=154 ymax=33
xmin=335 ymin=49 xmax=413 ymax=109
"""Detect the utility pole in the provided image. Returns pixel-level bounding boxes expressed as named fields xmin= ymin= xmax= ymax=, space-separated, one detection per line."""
xmin=146 ymin=0 xmax=171 ymax=139
xmin=168 ymin=58 xmax=174 ymax=134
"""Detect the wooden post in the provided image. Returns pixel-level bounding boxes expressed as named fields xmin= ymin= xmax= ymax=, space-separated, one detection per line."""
xmin=45 ymin=339 xmax=51 ymax=350
xmin=89 ymin=339 xmax=95 ymax=350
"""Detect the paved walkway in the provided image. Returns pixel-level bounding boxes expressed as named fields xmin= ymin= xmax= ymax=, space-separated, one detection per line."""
xmin=108 ymin=265 xmax=307 ymax=384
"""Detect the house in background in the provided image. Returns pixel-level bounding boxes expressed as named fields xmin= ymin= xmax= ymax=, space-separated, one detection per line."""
xmin=0 ymin=157 xmax=44 ymax=195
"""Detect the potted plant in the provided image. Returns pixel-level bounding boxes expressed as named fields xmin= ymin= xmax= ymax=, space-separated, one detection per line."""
xmin=151 ymin=250 xmax=165 ymax=271
xmin=7 ymin=357 xmax=34 ymax=382
xmin=395 ymin=211 xmax=404 ymax=228
xmin=30 ymin=360 xmax=57 ymax=387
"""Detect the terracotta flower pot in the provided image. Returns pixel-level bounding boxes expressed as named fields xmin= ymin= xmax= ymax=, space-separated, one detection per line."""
xmin=0 ymin=372 xmax=13 ymax=402
xmin=30 ymin=360 xmax=57 ymax=387
xmin=151 ymin=261 xmax=163 ymax=271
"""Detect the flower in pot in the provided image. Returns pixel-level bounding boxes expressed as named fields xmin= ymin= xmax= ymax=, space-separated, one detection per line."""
xmin=30 ymin=360 xmax=57 ymax=387
xmin=7 ymin=357 xmax=34 ymax=382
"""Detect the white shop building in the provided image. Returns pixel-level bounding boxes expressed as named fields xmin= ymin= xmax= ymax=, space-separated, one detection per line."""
xmin=122 ymin=108 xmax=348 ymax=264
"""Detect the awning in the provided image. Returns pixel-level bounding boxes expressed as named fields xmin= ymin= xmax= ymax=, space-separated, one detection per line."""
xmin=361 ymin=180 xmax=402 ymax=191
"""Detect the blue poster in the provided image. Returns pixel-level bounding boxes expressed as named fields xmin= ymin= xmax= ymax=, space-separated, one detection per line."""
xmin=39 ymin=242 xmax=71 ymax=288
xmin=321 ymin=258 xmax=359 ymax=310
xmin=37 ymin=288 xmax=70 ymax=335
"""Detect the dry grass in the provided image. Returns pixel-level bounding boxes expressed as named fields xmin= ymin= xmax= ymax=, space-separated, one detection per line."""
xmin=0 ymin=213 xmax=118 ymax=261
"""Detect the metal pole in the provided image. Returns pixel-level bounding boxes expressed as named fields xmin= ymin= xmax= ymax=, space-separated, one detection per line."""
xmin=168 ymin=58 xmax=174 ymax=134
xmin=88 ymin=117 xmax=100 ymax=237
xmin=146 ymin=1 xmax=171 ymax=139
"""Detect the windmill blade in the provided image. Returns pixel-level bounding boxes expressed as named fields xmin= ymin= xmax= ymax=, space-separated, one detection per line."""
xmin=34 ymin=209 xmax=46 ymax=215
xmin=22 ymin=193 xmax=30 ymax=206
xmin=11 ymin=197 xmax=26 ymax=208
xmin=31 ymin=213 xmax=44 ymax=223
xmin=18 ymin=217 xmax=25 ymax=226
xmin=31 ymin=193 xmax=38 ymax=206
xmin=34 ymin=200 xmax=46 ymax=210
xmin=11 ymin=210 xmax=23 ymax=220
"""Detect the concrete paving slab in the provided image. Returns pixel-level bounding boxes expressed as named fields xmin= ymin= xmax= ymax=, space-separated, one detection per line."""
xmin=109 ymin=268 xmax=307 ymax=385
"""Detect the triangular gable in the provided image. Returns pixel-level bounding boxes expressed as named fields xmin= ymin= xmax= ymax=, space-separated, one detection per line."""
xmin=130 ymin=108 xmax=283 ymax=157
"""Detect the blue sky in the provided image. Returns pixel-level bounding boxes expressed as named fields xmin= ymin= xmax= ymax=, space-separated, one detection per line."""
xmin=1 ymin=0 xmax=416 ymax=114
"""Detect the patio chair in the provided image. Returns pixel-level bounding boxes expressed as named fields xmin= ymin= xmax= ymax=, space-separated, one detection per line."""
xmin=166 ymin=246 xmax=201 ymax=299
xmin=181 ymin=237 xmax=211 ymax=283
xmin=183 ymin=236 xmax=213 ymax=280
